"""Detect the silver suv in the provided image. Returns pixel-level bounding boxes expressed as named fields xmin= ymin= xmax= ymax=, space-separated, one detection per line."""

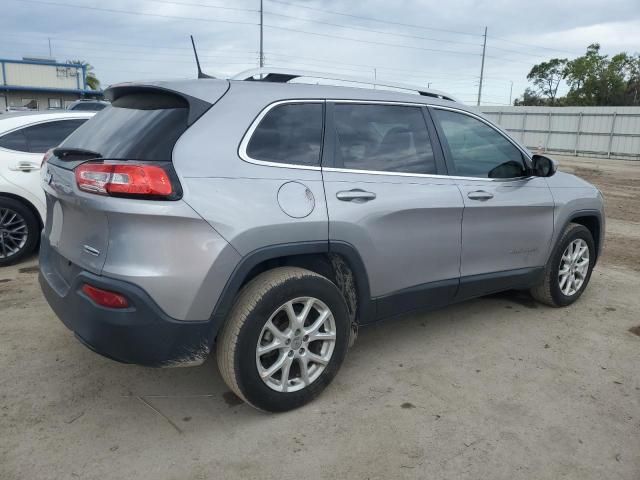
xmin=39 ymin=69 xmax=605 ymax=412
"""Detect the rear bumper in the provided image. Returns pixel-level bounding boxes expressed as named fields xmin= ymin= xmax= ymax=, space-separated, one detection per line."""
xmin=39 ymin=238 xmax=216 ymax=367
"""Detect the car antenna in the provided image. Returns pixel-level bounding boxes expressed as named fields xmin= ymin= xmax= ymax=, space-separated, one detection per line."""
xmin=190 ymin=35 xmax=215 ymax=79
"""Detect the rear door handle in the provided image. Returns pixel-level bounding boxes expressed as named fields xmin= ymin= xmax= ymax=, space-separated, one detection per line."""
xmin=467 ymin=190 xmax=494 ymax=201
xmin=336 ymin=189 xmax=377 ymax=202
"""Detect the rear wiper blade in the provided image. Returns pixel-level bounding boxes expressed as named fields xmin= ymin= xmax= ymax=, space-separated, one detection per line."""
xmin=53 ymin=147 xmax=102 ymax=160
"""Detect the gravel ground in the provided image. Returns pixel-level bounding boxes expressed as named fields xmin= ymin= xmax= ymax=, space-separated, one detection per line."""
xmin=1 ymin=156 xmax=639 ymax=480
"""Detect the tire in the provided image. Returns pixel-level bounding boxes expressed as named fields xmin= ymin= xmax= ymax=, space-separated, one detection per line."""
xmin=0 ymin=197 xmax=40 ymax=267
xmin=531 ymin=223 xmax=595 ymax=307
xmin=216 ymin=267 xmax=351 ymax=412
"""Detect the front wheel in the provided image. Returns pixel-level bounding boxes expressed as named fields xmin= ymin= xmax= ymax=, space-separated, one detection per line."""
xmin=216 ymin=267 xmax=351 ymax=412
xmin=531 ymin=223 xmax=596 ymax=307
xmin=0 ymin=197 xmax=40 ymax=267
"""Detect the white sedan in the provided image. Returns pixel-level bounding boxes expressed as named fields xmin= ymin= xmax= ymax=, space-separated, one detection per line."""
xmin=0 ymin=111 xmax=94 ymax=265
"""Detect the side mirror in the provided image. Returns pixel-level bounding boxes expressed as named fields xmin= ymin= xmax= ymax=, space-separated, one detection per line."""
xmin=531 ymin=154 xmax=557 ymax=177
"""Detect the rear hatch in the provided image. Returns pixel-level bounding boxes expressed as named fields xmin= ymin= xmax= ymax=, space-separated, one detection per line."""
xmin=42 ymin=82 xmax=226 ymax=276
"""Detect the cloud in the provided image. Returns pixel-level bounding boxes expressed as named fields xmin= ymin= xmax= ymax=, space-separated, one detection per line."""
xmin=1 ymin=0 xmax=639 ymax=105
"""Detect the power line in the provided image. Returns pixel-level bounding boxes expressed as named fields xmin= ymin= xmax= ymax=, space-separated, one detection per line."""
xmin=264 ymin=24 xmax=482 ymax=57
xmin=12 ymin=0 xmax=258 ymax=26
xmin=264 ymin=11 xmax=482 ymax=48
xmin=265 ymin=0 xmax=482 ymax=37
xmin=490 ymin=36 xmax=581 ymax=56
xmin=141 ymin=0 xmax=258 ymax=13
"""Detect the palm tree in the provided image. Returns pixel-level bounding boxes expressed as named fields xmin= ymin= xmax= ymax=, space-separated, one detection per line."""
xmin=66 ymin=60 xmax=100 ymax=90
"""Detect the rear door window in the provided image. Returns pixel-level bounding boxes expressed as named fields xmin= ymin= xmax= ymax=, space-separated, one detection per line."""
xmin=246 ymin=103 xmax=323 ymax=166
xmin=333 ymin=104 xmax=436 ymax=174
xmin=60 ymin=92 xmax=190 ymax=161
xmin=0 ymin=119 xmax=86 ymax=153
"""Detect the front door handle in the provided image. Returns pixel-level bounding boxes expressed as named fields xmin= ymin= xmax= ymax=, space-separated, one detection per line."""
xmin=9 ymin=161 xmax=40 ymax=172
xmin=467 ymin=190 xmax=494 ymax=201
xmin=336 ymin=189 xmax=377 ymax=202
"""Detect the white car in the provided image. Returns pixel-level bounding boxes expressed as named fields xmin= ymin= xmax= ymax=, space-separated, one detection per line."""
xmin=0 ymin=111 xmax=94 ymax=265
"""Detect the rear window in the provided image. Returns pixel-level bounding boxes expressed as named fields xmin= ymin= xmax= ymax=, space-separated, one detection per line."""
xmin=60 ymin=92 xmax=189 ymax=161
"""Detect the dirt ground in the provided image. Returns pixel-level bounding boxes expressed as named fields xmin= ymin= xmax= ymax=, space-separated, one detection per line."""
xmin=1 ymin=156 xmax=639 ymax=480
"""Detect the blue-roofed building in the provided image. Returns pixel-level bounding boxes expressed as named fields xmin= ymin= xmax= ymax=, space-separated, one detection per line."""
xmin=1 ymin=57 xmax=103 ymax=111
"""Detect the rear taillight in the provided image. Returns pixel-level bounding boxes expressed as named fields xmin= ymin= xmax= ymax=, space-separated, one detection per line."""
xmin=81 ymin=284 xmax=129 ymax=309
xmin=75 ymin=162 xmax=176 ymax=199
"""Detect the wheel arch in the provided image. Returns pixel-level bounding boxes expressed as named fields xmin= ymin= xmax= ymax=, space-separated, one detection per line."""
xmin=566 ymin=210 xmax=603 ymax=263
xmin=0 ymin=192 xmax=43 ymax=229
xmin=209 ymin=241 xmax=374 ymax=342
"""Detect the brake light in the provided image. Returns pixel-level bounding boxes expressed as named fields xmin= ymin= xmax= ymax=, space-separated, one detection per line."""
xmin=75 ymin=163 xmax=173 ymax=198
xmin=81 ymin=284 xmax=129 ymax=309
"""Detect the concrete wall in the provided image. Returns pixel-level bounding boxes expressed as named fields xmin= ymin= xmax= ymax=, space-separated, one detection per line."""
xmin=480 ymin=106 xmax=640 ymax=160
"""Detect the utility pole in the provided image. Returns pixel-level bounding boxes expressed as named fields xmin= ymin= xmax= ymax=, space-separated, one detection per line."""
xmin=477 ymin=26 xmax=487 ymax=106
xmin=373 ymin=68 xmax=377 ymax=88
xmin=259 ymin=0 xmax=264 ymax=68
xmin=48 ymin=37 xmax=52 ymax=58
xmin=509 ymin=80 xmax=513 ymax=105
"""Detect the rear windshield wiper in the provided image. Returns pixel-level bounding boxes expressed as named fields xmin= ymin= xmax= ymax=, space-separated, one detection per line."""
xmin=53 ymin=147 xmax=103 ymax=160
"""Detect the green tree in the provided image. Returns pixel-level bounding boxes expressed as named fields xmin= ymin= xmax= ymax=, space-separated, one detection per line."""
xmin=513 ymin=87 xmax=547 ymax=106
xmin=526 ymin=58 xmax=568 ymax=105
xmin=66 ymin=60 xmax=100 ymax=90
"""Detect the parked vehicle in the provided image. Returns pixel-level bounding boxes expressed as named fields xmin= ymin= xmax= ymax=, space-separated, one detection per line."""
xmin=0 ymin=111 xmax=94 ymax=265
xmin=67 ymin=99 xmax=109 ymax=111
xmin=39 ymin=69 xmax=605 ymax=412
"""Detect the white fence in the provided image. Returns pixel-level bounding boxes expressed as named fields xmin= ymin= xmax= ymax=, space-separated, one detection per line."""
xmin=480 ymin=106 xmax=640 ymax=160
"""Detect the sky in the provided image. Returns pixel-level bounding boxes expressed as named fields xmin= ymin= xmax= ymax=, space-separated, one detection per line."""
xmin=2 ymin=0 xmax=640 ymax=106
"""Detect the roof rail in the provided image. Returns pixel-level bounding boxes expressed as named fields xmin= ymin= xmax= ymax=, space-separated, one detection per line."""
xmin=231 ymin=67 xmax=459 ymax=102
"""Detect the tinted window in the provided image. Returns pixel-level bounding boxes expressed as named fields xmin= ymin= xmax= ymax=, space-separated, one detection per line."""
xmin=247 ymin=103 xmax=323 ymax=166
xmin=0 ymin=129 xmax=28 ymax=152
xmin=23 ymin=120 xmax=87 ymax=153
xmin=433 ymin=109 xmax=526 ymax=179
xmin=334 ymin=104 xmax=435 ymax=174
xmin=71 ymin=102 xmax=107 ymax=111
xmin=0 ymin=120 xmax=86 ymax=153
xmin=61 ymin=92 xmax=189 ymax=161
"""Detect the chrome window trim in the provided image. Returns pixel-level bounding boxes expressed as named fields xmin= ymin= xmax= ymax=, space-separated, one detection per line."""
xmin=238 ymin=99 xmax=324 ymax=171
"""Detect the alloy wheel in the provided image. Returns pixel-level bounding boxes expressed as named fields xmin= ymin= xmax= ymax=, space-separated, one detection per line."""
xmin=256 ymin=297 xmax=337 ymax=393
xmin=0 ymin=207 xmax=28 ymax=259
xmin=558 ymin=238 xmax=590 ymax=296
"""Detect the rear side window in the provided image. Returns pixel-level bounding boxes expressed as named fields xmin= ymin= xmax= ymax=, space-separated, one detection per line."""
xmin=433 ymin=109 xmax=526 ymax=179
xmin=333 ymin=104 xmax=436 ymax=174
xmin=0 ymin=119 xmax=86 ymax=153
xmin=0 ymin=129 xmax=28 ymax=152
xmin=60 ymin=92 xmax=189 ymax=161
xmin=246 ymin=103 xmax=323 ymax=166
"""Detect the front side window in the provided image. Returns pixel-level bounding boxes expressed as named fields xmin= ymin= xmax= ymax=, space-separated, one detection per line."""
xmin=433 ymin=109 xmax=527 ymax=179
xmin=246 ymin=103 xmax=323 ymax=166
xmin=0 ymin=119 xmax=86 ymax=153
xmin=333 ymin=104 xmax=436 ymax=174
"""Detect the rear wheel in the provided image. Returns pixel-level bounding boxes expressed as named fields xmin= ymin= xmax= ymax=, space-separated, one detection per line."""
xmin=216 ymin=267 xmax=350 ymax=412
xmin=0 ymin=198 xmax=39 ymax=266
xmin=531 ymin=223 xmax=595 ymax=307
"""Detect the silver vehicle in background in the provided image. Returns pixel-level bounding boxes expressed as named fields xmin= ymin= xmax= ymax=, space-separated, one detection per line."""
xmin=39 ymin=68 xmax=605 ymax=412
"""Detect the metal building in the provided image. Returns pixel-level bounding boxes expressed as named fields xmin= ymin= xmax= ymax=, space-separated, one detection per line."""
xmin=0 ymin=58 xmax=103 ymax=111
